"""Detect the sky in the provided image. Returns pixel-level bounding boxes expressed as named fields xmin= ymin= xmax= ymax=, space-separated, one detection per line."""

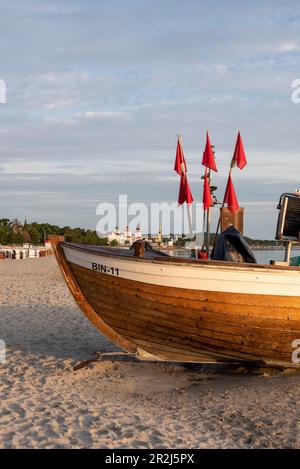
xmin=0 ymin=0 xmax=300 ymax=238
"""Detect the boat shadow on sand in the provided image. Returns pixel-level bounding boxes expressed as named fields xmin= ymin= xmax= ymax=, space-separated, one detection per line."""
xmin=1 ymin=304 xmax=299 ymax=383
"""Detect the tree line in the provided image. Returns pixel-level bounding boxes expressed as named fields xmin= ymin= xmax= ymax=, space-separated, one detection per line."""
xmin=0 ymin=219 xmax=108 ymax=246
xmin=0 ymin=218 xmax=279 ymax=247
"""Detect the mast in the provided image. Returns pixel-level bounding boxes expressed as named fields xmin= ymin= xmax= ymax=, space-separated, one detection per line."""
xmin=205 ymin=145 xmax=215 ymax=255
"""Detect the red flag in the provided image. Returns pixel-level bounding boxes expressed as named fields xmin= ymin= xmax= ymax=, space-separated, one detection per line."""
xmin=178 ymin=174 xmax=193 ymax=205
xmin=224 ymin=174 xmax=239 ymax=213
xmin=232 ymin=131 xmax=247 ymax=170
xmin=174 ymin=138 xmax=187 ymax=175
xmin=203 ymin=170 xmax=212 ymax=211
xmin=202 ymin=131 xmax=218 ymax=172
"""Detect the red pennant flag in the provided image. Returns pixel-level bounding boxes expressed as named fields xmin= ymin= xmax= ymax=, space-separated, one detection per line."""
xmin=202 ymin=131 xmax=218 ymax=172
xmin=203 ymin=170 xmax=212 ymax=211
xmin=224 ymin=174 xmax=239 ymax=213
xmin=232 ymin=131 xmax=247 ymax=170
xmin=174 ymin=138 xmax=187 ymax=175
xmin=178 ymin=174 xmax=193 ymax=206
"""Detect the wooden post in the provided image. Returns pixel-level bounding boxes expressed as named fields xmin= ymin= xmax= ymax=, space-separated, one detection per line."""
xmin=187 ymin=203 xmax=193 ymax=238
xmin=205 ymin=143 xmax=216 ymax=256
xmin=211 ymin=167 xmax=232 ymax=258
xmin=178 ymin=133 xmax=193 ymax=240
xmin=49 ymin=235 xmax=65 ymax=258
xmin=132 ymin=240 xmax=145 ymax=257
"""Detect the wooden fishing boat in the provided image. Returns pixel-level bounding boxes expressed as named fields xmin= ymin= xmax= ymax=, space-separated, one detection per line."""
xmin=50 ymin=235 xmax=300 ymax=367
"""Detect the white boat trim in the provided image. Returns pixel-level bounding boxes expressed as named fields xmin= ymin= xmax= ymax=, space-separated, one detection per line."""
xmin=62 ymin=245 xmax=300 ymax=297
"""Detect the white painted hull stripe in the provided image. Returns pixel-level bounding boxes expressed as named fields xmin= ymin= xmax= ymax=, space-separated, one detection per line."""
xmin=63 ymin=246 xmax=300 ymax=297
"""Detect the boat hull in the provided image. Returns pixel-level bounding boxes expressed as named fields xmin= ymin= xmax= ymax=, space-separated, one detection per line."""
xmin=50 ymin=237 xmax=300 ymax=367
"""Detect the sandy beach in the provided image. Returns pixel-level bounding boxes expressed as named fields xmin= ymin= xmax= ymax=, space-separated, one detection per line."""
xmin=0 ymin=256 xmax=299 ymax=449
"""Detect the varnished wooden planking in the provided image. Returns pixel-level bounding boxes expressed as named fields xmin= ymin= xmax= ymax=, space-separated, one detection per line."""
xmin=50 ymin=236 xmax=137 ymax=354
xmin=132 ymin=339 xmax=244 ymax=362
xmin=86 ymin=292 xmax=300 ymax=349
xmin=69 ymin=263 xmax=298 ymax=360
xmin=100 ymin=292 xmax=300 ymax=335
xmin=69 ymin=264 xmax=298 ymax=348
xmin=129 ymin=336 xmax=277 ymax=363
xmin=61 ymin=241 xmax=300 ymax=271
xmin=81 ymin=281 xmax=299 ymax=343
xmin=136 ymin=334 xmax=288 ymax=362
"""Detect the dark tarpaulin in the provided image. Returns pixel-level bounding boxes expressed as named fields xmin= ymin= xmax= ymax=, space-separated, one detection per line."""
xmin=211 ymin=226 xmax=257 ymax=263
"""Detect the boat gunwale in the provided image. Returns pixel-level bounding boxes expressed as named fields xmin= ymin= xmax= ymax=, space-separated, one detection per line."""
xmin=50 ymin=236 xmax=138 ymax=355
xmin=61 ymin=241 xmax=300 ymax=273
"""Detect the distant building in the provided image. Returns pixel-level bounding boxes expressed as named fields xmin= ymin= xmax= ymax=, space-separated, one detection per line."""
xmin=107 ymin=227 xmax=127 ymax=245
xmin=157 ymin=225 xmax=162 ymax=244
xmin=133 ymin=225 xmax=142 ymax=240
xmin=106 ymin=225 xmax=170 ymax=247
xmin=124 ymin=226 xmax=132 ymax=242
xmin=44 ymin=240 xmax=52 ymax=250
xmin=0 ymin=241 xmax=52 ymax=259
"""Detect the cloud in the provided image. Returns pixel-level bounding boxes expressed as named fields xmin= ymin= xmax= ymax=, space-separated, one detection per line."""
xmin=75 ymin=111 xmax=131 ymax=120
xmin=276 ymin=41 xmax=300 ymax=52
xmin=42 ymin=116 xmax=77 ymax=126
xmin=1 ymin=0 xmax=300 ymax=237
xmin=45 ymin=99 xmax=76 ymax=109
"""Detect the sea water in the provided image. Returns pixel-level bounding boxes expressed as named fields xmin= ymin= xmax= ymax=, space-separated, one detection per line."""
xmin=169 ymin=249 xmax=300 ymax=265
xmin=255 ymin=250 xmax=300 ymax=264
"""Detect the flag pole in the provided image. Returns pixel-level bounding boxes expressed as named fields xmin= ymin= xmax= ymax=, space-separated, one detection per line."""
xmin=211 ymin=166 xmax=232 ymax=258
xmin=202 ymin=203 xmax=206 ymax=248
xmin=205 ymin=168 xmax=212 ymax=254
xmin=178 ymin=133 xmax=193 ymax=238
